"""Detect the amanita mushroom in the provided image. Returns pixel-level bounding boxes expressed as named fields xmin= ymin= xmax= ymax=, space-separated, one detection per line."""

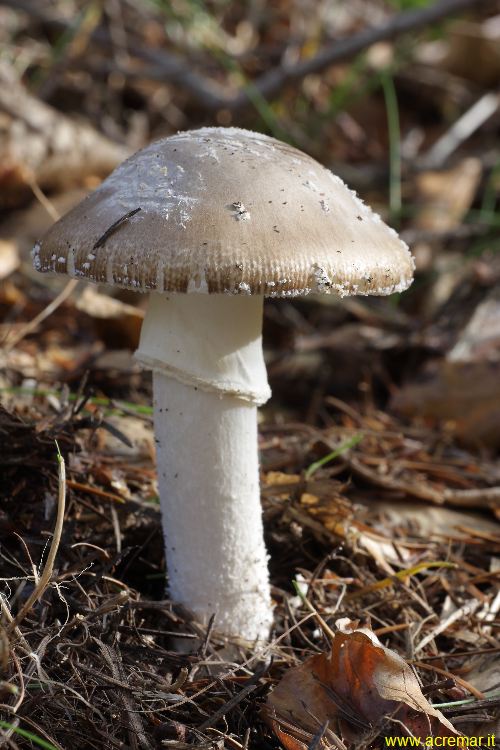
xmin=33 ymin=127 xmax=414 ymax=642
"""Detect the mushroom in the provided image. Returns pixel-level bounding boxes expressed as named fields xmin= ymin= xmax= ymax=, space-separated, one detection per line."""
xmin=33 ymin=127 xmax=414 ymax=643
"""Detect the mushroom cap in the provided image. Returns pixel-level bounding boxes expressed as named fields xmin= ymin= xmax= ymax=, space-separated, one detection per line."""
xmin=33 ymin=127 xmax=414 ymax=297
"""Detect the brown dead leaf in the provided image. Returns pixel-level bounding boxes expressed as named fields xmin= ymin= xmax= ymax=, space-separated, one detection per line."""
xmin=0 ymin=187 xmax=89 ymax=262
xmin=416 ymin=16 xmax=500 ymax=88
xmin=272 ymin=719 xmax=315 ymax=750
xmin=392 ymin=359 xmax=500 ymax=449
xmin=75 ymin=285 xmax=144 ymax=349
xmin=443 ymin=17 xmax=500 ymax=87
xmin=447 ymin=288 xmax=500 ymax=363
xmin=264 ymin=630 xmax=457 ymax=748
xmin=91 ymin=415 xmax=154 ymax=459
xmin=0 ymin=240 xmax=19 ymax=279
xmin=0 ymin=62 xmax=129 ymax=208
xmin=264 ymin=472 xmax=301 ymax=487
xmin=263 ymin=471 xmax=302 ymax=500
xmin=415 ymin=158 xmax=482 ymax=232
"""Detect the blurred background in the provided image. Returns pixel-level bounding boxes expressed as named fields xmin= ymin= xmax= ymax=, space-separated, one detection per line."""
xmin=1 ymin=0 xmax=500 ymax=448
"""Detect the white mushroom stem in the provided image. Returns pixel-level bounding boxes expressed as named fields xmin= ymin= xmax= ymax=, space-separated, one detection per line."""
xmin=135 ymin=293 xmax=273 ymax=642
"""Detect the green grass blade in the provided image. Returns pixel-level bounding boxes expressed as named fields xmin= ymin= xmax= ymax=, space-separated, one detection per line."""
xmin=0 ymin=721 xmax=58 ymax=750
xmin=305 ymin=433 xmax=364 ymax=479
xmin=380 ymin=70 xmax=402 ymax=223
xmin=0 ymin=386 xmax=153 ymax=416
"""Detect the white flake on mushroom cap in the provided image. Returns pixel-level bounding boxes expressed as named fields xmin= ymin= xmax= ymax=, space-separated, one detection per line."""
xmin=32 ymin=127 xmax=414 ymax=643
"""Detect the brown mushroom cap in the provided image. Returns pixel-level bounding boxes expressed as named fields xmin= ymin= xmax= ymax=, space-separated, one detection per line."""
xmin=33 ymin=127 xmax=414 ymax=297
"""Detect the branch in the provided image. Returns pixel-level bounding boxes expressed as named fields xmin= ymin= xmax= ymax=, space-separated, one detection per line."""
xmin=0 ymin=0 xmax=227 ymax=110
xmin=0 ymin=62 xmax=129 ymax=205
xmin=242 ymin=0 xmax=493 ymax=108
xmin=8 ymin=444 xmax=66 ymax=632
xmin=1 ymin=0 xmax=493 ymax=112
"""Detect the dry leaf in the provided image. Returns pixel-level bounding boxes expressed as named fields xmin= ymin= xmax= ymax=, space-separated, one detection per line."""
xmin=75 ymin=285 xmax=144 ymax=348
xmin=0 ymin=62 xmax=128 ymax=208
xmin=264 ymin=630 xmax=457 ymax=748
xmin=392 ymin=359 xmax=500 ymax=449
xmin=0 ymin=187 xmax=89 ymax=262
xmin=0 ymin=240 xmax=19 ymax=279
xmin=415 ymin=159 xmax=482 ymax=232
xmin=443 ymin=17 xmax=500 ymax=87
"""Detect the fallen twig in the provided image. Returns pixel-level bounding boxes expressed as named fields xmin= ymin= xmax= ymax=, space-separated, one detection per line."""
xmin=8 ymin=444 xmax=66 ymax=632
xmin=240 ymin=0 xmax=493 ymax=108
xmin=4 ymin=279 xmax=79 ymax=351
xmin=66 ymin=479 xmax=126 ymax=505
xmin=414 ymin=599 xmax=481 ymax=654
xmin=0 ymin=60 xmax=128 ymax=201
xmin=411 ymin=661 xmax=485 ymax=701
xmin=347 ymin=456 xmax=500 ymax=509
xmin=94 ymin=638 xmax=152 ymax=750
xmin=198 ymin=660 xmax=271 ymax=731
xmin=421 ymin=92 xmax=500 ymax=168
xmin=0 ymin=0 xmax=491 ymax=112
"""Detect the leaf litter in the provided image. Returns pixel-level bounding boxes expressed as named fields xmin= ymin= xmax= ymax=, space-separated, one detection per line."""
xmin=1 ymin=349 xmax=499 ymax=747
xmin=264 ymin=626 xmax=457 ymax=749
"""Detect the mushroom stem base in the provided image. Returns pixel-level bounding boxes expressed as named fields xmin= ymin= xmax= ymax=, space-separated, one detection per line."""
xmin=153 ymin=371 xmax=273 ymax=642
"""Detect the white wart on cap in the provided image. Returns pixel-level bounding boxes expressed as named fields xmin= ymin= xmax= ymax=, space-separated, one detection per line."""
xmin=34 ymin=127 xmax=414 ymax=297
